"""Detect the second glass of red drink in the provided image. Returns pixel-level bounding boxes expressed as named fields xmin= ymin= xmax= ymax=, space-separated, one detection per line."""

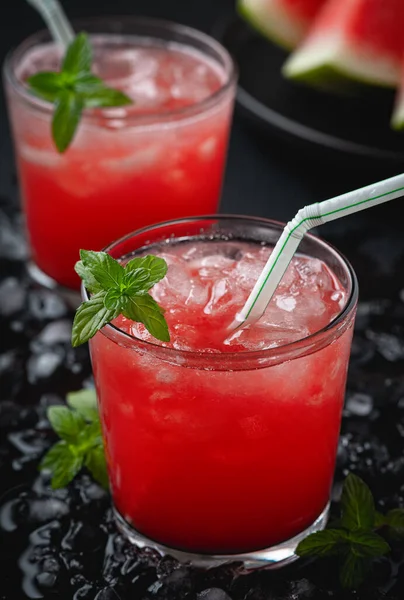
xmin=3 ymin=18 xmax=236 ymax=292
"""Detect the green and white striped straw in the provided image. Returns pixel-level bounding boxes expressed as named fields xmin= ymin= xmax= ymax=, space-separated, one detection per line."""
xmin=27 ymin=0 xmax=74 ymax=48
xmin=232 ymin=173 xmax=404 ymax=330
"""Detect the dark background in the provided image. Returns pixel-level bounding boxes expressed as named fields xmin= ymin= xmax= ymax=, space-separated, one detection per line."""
xmin=2 ymin=4 xmax=404 ymax=600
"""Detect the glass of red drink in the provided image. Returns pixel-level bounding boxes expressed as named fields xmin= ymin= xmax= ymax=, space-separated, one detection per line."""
xmin=85 ymin=215 xmax=358 ymax=569
xmin=3 ymin=18 xmax=236 ymax=293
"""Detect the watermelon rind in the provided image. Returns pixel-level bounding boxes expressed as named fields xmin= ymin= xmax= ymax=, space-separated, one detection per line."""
xmin=283 ymin=35 xmax=400 ymax=89
xmin=391 ymin=98 xmax=404 ymax=131
xmin=237 ymin=0 xmax=307 ymax=50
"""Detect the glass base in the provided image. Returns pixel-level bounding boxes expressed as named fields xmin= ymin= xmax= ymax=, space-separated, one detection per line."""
xmin=114 ymin=503 xmax=330 ymax=572
xmin=27 ymin=261 xmax=81 ymax=309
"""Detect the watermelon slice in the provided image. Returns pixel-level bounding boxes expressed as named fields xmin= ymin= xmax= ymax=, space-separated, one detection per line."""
xmin=238 ymin=0 xmax=327 ymax=50
xmin=283 ymin=0 xmax=404 ymax=88
xmin=392 ymin=65 xmax=404 ymax=130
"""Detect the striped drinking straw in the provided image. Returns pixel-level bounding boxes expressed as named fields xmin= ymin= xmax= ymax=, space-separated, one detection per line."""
xmin=231 ymin=173 xmax=404 ymax=331
xmin=26 ymin=0 xmax=74 ymax=48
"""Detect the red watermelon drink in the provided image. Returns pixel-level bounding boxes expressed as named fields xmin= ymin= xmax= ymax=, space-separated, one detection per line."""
xmin=87 ymin=216 xmax=358 ymax=567
xmin=3 ymin=19 xmax=236 ymax=291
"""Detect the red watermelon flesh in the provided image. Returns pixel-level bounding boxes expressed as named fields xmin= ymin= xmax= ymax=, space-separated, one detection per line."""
xmin=270 ymin=0 xmax=327 ymax=22
xmin=238 ymin=0 xmax=327 ymax=49
xmin=283 ymin=0 xmax=404 ymax=88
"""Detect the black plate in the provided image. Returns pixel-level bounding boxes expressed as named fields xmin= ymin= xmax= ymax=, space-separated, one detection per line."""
xmin=215 ymin=14 xmax=404 ymax=173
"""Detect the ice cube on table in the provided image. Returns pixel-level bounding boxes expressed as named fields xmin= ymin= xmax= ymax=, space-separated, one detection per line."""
xmin=0 ymin=278 xmax=26 ymax=316
xmin=197 ymin=590 xmax=232 ymax=600
xmin=35 ymin=320 xmax=72 ymax=346
xmin=0 ymin=211 xmax=27 ymax=261
xmin=346 ymin=392 xmax=374 ymax=417
xmin=27 ymin=351 xmax=64 ymax=383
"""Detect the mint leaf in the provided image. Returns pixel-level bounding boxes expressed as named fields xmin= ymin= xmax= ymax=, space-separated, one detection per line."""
xmin=73 ymin=251 xmax=169 ymax=345
xmin=347 ymin=530 xmax=390 ymax=558
xmin=385 ymin=508 xmax=404 ymax=527
xmin=67 ymin=389 xmax=98 ymax=422
xmin=72 ymin=291 xmax=119 ymax=347
xmin=26 ymin=32 xmax=133 ymax=153
xmin=375 ymin=511 xmax=386 ymax=528
xmin=80 ymin=250 xmax=124 ymax=290
xmin=40 ymin=440 xmax=68 ymax=470
xmin=81 ymin=419 xmax=103 ymax=445
xmin=125 ymin=256 xmax=168 ymax=291
xmin=41 ymin=441 xmax=83 ymax=489
xmin=74 ymin=261 xmax=103 ymax=294
xmin=52 ymin=90 xmax=84 ymax=153
xmin=296 ymin=527 xmax=389 ymax=562
xmin=40 ymin=389 xmax=108 ymax=490
xmin=85 ymin=445 xmax=109 ymax=489
xmin=340 ymin=552 xmax=370 ymax=589
xmin=27 ymin=72 xmax=64 ymax=102
xmin=123 ymin=268 xmax=152 ymax=294
xmin=62 ymin=32 xmax=92 ymax=75
xmin=295 ymin=474 xmax=400 ymax=590
xmin=47 ymin=406 xmax=86 ymax=443
xmin=72 ymin=73 xmax=104 ymax=93
xmin=104 ymin=287 xmax=124 ymax=311
xmin=72 ymin=72 xmax=132 ymax=107
xmin=84 ymin=86 xmax=132 ymax=108
xmin=296 ymin=529 xmax=347 ymax=557
xmin=124 ymin=293 xmax=170 ymax=342
xmin=341 ymin=473 xmax=375 ymax=531
xmin=384 ymin=508 xmax=404 ymax=540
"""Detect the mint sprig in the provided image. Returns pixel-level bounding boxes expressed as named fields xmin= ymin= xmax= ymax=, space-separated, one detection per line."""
xmin=27 ymin=32 xmax=132 ymax=152
xmin=296 ymin=473 xmax=399 ymax=589
xmin=40 ymin=389 xmax=108 ymax=489
xmin=72 ymin=250 xmax=169 ymax=346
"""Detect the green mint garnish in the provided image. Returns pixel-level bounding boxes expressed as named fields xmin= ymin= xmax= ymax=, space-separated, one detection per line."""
xmin=40 ymin=389 xmax=108 ymax=489
xmin=27 ymin=32 xmax=132 ymax=153
xmin=339 ymin=553 xmax=372 ymax=590
xmin=296 ymin=473 xmax=395 ymax=589
xmin=340 ymin=471 xmax=376 ymax=530
xmin=72 ymin=250 xmax=170 ymax=347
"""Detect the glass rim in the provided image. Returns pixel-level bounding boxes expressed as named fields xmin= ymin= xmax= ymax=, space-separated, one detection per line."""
xmin=82 ymin=214 xmax=359 ymax=363
xmin=3 ymin=15 xmax=237 ymax=128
